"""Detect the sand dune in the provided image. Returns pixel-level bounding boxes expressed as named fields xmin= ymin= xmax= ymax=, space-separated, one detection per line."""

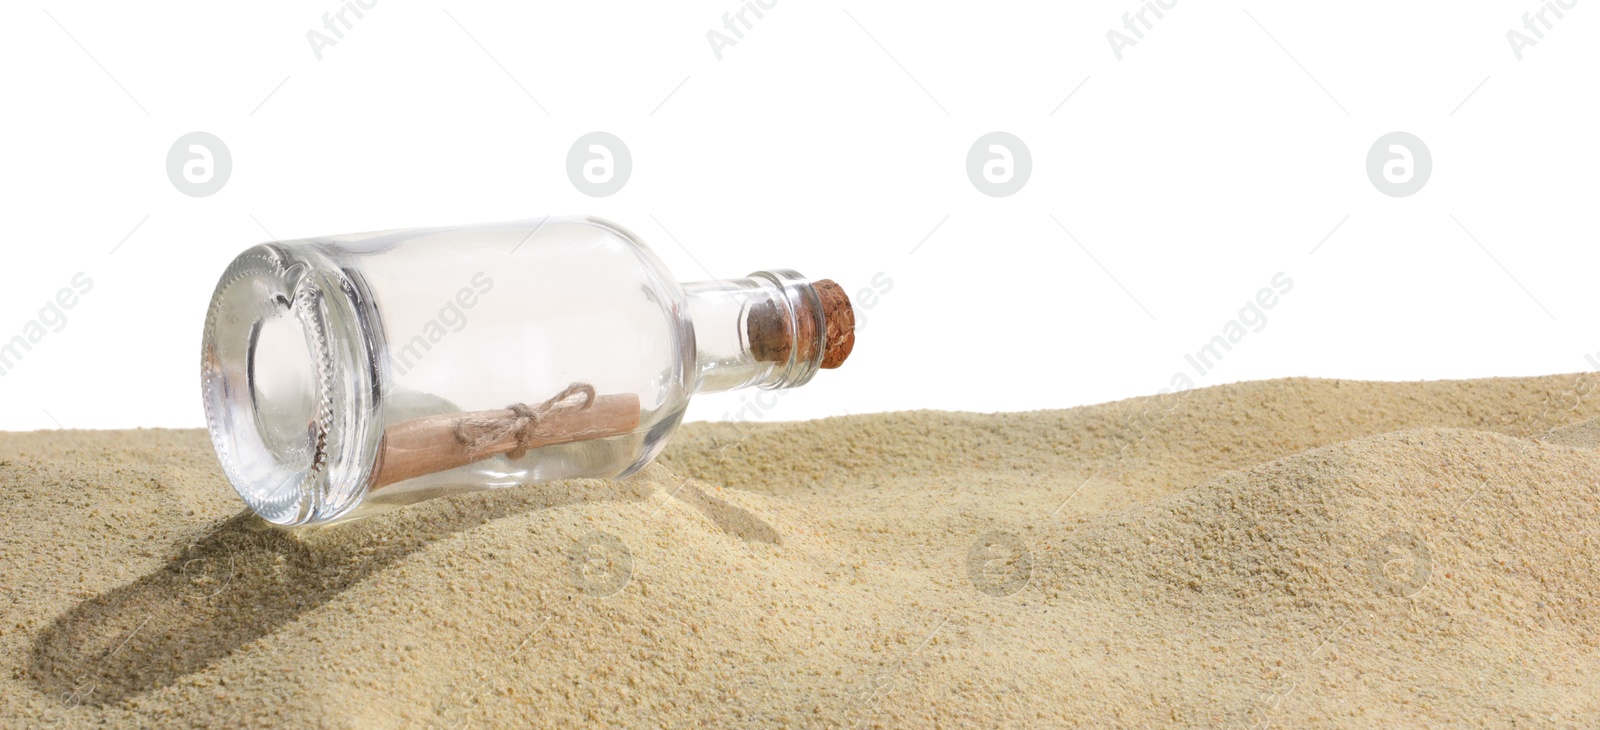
xmin=4 ymin=376 xmax=1600 ymax=727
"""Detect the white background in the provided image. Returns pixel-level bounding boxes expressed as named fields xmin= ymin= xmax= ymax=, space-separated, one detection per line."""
xmin=1 ymin=1 xmax=1595 ymax=431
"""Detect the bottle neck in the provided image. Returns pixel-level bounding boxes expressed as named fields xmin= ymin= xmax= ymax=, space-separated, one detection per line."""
xmin=684 ymin=269 xmax=826 ymax=395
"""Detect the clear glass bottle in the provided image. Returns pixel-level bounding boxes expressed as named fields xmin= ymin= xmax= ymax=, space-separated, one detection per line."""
xmin=201 ymin=216 xmax=854 ymax=526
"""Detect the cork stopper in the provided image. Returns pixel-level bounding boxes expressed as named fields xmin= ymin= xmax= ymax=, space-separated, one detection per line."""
xmin=814 ymin=279 xmax=855 ymax=369
xmin=747 ymin=278 xmax=855 ymax=370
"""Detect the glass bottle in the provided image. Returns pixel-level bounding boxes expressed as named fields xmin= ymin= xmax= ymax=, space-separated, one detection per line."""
xmin=201 ymin=216 xmax=854 ymax=526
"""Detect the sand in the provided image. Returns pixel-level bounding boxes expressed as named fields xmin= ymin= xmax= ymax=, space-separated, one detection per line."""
xmin=3 ymin=375 xmax=1600 ymax=727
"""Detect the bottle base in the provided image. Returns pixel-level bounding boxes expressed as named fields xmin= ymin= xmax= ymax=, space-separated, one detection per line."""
xmin=201 ymin=245 xmax=383 ymax=526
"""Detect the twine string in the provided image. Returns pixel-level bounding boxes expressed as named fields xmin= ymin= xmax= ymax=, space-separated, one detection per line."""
xmin=452 ymin=383 xmax=597 ymax=459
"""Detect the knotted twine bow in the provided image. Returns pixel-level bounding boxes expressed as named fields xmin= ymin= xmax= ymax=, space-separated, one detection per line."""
xmin=452 ymin=383 xmax=597 ymax=459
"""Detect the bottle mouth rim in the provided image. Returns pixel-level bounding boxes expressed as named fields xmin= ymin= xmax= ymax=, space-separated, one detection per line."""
xmin=747 ymin=269 xmax=826 ymax=390
xmin=201 ymin=244 xmax=383 ymax=526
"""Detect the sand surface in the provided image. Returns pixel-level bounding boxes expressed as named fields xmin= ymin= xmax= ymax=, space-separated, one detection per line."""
xmin=4 ymin=375 xmax=1600 ymax=727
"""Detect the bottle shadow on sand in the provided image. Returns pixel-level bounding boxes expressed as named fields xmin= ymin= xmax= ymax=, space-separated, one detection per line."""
xmin=24 ymin=473 xmax=677 ymax=708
